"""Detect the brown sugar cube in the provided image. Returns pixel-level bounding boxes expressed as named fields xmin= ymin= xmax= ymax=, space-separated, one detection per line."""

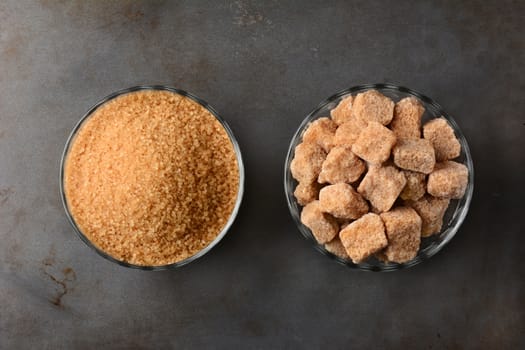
xmin=407 ymin=195 xmax=450 ymax=237
xmin=324 ymin=236 xmax=350 ymax=260
xmin=330 ymin=95 xmax=354 ymax=125
xmin=290 ymin=142 xmax=326 ymax=183
xmin=302 ymin=117 xmax=337 ymax=152
xmin=352 ymin=122 xmax=397 ymax=164
xmin=333 ymin=116 xmax=368 ymax=147
xmin=300 ymin=200 xmax=339 ymax=244
xmin=390 ymin=97 xmax=424 ymax=140
xmin=352 ymin=90 xmax=394 ymax=125
xmin=319 ymin=183 xmax=369 ymax=220
xmin=423 ymin=118 xmax=461 ymax=161
xmin=339 ymin=213 xmax=388 ymax=263
xmin=294 ymin=181 xmax=322 ymax=206
xmin=427 ymin=161 xmax=469 ymax=199
xmin=380 ymin=207 xmax=422 ymax=263
xmin=400 ymin=170 xmax=426 ymax=201
xmin=392 ymin=138 xmax=436 ymax=174
xmin=318 ymin=146 xmax=366 ymax=184
xmin=358 ymin=165 xmax=406 ymax=213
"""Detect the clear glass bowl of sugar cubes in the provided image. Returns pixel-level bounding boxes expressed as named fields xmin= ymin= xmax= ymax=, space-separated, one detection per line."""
xmin=284 ymin=83 xmax=473 ymax=271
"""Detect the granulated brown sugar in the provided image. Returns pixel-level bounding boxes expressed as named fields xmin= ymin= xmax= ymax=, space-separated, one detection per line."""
xmin=64 ymin=90 xmax=239 ymax=266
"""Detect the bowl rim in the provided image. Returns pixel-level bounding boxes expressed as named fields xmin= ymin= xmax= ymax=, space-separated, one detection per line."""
xmin=59 ymin=85 xmax=245 ymax=270
xmin=283 ymin=83 xmax=474 ymax=272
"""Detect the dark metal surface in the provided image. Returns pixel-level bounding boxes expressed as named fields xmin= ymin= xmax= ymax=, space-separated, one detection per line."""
xmin=0 ymin=1 xmax=523 ymax=348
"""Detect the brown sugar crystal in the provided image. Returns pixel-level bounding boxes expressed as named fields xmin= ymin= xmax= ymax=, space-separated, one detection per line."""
xmin=390 ymin=97 xmax=424 ymax=140
xmin=352 ymin=122 xmax=397 ymax=164
xmin=407 ymin=195 xmax=450 ymax=237
xmin=400 ymin=170 xmax=426 ymax=201
xmin=318 ymin=146 xmax=365 ymax=184
xmin=333 ymin=116 xmax=368 ymax=147
xmin=339 ymin=213 xmax=387 ymax=263
xmin=301 ymin=200 xmax=339 ymax=244
xmin=352 ymin=122 xmax=396 ymax=164
xmin=427 ymin=161 xmax=469 ymax=199
xmin=290 ymin=142 xmax=327 ymax=183
xmin=64 ymin=90 xmax=240 ymax=266
xmin=423 ymin=118 xmax=461 ymax=161
xmin=330 ymin=95 xmax=354 ymax=125
xmin=352 ymin=90 xmax=394 ymax=125
xmin=294 ymin=181 xmax=322 ymax=206
xmin=392 ymin=138 xmax=436 ymax=174
xmin=379 ymin=207 xmax=422 ymax=264
xmin=319 ymin=183 xmax=369 ymax=220
xmin=357 ymin=165 xmax=406 ymax=213
xmin=302 ymin=117 xmax=337 ymax=152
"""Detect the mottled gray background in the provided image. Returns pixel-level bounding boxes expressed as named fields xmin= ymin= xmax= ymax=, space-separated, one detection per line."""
xmin=0 ymin=1 xmax=523 ymax=349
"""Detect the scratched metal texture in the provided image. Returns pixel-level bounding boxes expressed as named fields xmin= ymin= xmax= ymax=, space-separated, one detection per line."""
xmin=0 ymin=1 xmax=523 ymax=349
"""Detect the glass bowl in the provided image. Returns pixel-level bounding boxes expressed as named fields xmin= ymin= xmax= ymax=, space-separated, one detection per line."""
xmin=284 ymin=83 xmax=474 ymax=271
xmin=60 ymin=85 xmax=245 ymax=270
